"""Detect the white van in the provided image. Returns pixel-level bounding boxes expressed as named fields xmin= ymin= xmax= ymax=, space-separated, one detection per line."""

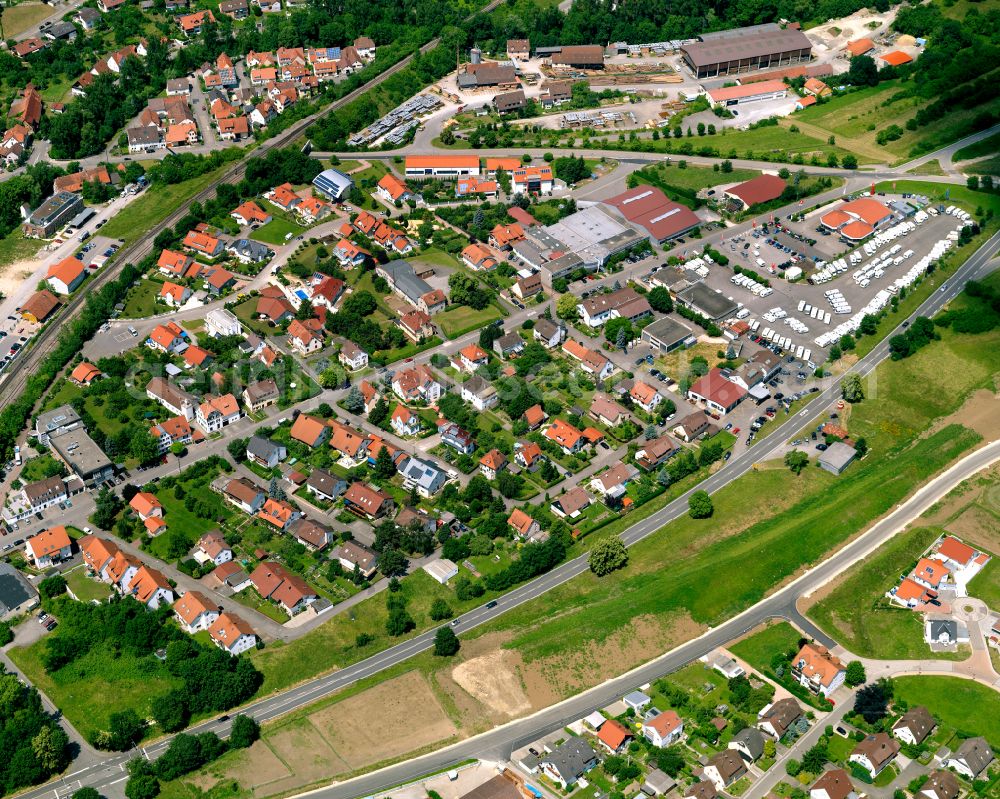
xmin=756 ymin=257 xmax=765 ymax=267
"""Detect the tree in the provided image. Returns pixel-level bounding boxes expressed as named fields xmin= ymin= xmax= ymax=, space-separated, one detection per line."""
xmin=31 ymin=725 xmax=69 ymax=772
xmin=378 ymin=548 xmax=406 ymax=577
xmin=108 ymin=709 xmax=144 ymax=751
xmin=91 ymin=486 xmax=123 ymax=530
xmin=125 ymin=775 xmax=160 ymax=799
xmin=847 ymin=55 xmax=879 ymax=87
xmin=433 ymin=627 xmax=460 ymax=656
xmin=374 ymin=445 xmax=397 ymax=479
xmin=449 ymin=272 xmax=489 ymax=309
xmin=854 ymin=683 xmax=889 ymax=723
xmin=656 ymin=747 xmax=685 ymax=777
xmin=227 ymin=437 xmax=248 ymax=462
xmin=386 ymin=606 xmax=415 ymax=636
xmin=841 ymin=374 xmax=865 ymax=403
xmin=368 ymin=398 xmax=390 ymax=428
xmin=604 ymin=317 xmax=634 ymax=346
xmin=854 ymin=438 xmax=869 ymax=458
xmin=842 ymin=155 xmax=858 ymax=170
xmin=343 ymin=386 xmax=364 ymax=414
xmin=784 ymin=450 xmax=809 ymax=475
xmin=802 ymin=744 xmax=829 ymax=774
xmin=73 ymin=789 xmax=103 ymax=799
xmin=38 ymin=574 xmax=67 ymax=599
xmin=556 ymin=293 xmax=578 ymax=320
xmin=429 ymin=598 xmax=453 ymax=620
xmin=588 ymin=535 xmax=629 ymax=576
xmin=647 ymin=286 xmax=673 ymax=313
xmin=688 ymin=490 xmax=713 ymax=519
xmin=151 ymin=690 xmax=189 ymax=733
xmin=845 ymin=661 xmax=867 ymax=687
xmin=228 ymin=715 xmax=260 ymax=749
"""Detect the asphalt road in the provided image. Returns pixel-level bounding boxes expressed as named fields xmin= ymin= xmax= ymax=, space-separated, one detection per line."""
xmin=11 ymin=228 xmax=999 ymax=799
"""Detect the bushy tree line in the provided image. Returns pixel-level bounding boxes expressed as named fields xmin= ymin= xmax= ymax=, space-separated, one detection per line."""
xmin=0 ymin=666 xmax=71 ymax=796
xmin=483 ymin=533 xmax=567 ymax=592
xmin=124 ymin=716 xmax=258 ymax=799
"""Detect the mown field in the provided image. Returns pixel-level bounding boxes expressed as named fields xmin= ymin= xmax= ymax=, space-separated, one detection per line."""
xmin=893 ymin=676 xmax=1000 ymax=746
xmin=807 ymin=527 xmax=951 ymax=659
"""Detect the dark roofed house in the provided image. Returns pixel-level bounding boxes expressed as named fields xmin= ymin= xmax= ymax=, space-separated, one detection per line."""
xmin=495 ymin=90 xmax=527 ymax=114
xmin=729 ymin=727 xmax=765 ymax=762
xmin=891 ymin=706 xmax=935 ymax=746
xmin=920 ymin=771 xmax=960 ymax=799
xmin=289 ymin=517 xmax=332 ymax=551
xmin=849 ymin=733 xmax=900 ymax=777
xmin=305 ymin=468 xmax=347 ymax=503
xmin=810 ymin=769 xmax=857 ymax=799
xmin=757 ymin=697 xmax=802 ymax=738
xmin=550 ymin=45 xmax=605 ymax=69
xmin=704 ymin=749 xmax=747 ymax=790
xmin=540 ymin=738 xmax=598 ymax=789
xmin=945 ymin=737 xmax=994 ymax=780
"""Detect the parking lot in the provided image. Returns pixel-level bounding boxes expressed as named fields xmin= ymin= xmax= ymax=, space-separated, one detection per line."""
xmin=683 ymin=195 xmax=962 ymax=358
xmin=77 ymin=235 xmax=123 ymax=269
xmin=0 ymin=314 xmax=41 ymax=378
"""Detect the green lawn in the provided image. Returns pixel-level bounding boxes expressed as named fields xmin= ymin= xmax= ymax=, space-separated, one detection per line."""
xmin=64 ymin=565 xmax=112 ymax=603
xmin=1 ymin=2 xmax=52 ymax=37
xmin=966 ymin=157 xmax=1000 ymax=177
xmin=730 ymin=621 xmax=802 ymax=673
xmin=436 ymin=304 xmax=504 ymax=339
xmin=969 ymin=558 xmax=1000 ymax=609
xmin=709 ymin=124 xmax=859 ymax=163
xmin=20 ymin=454 xmax=64 ymax=483
xmin=253 ymin=216 xmax=301 ymax=245
xmin=0 ymin=228 xmax=42 ymax=269
xmin=953 ymin=132 xmax=1000 ymax=162
xmin=8 ymin=644 xmax=183 ymax=741
xmin=632 ymin=162 xmax=759 ymax=193
xmin=145 ymin=489 xmax=227 ymax=560
xmin=122 ymin=275 xmax=167 ymax=319
xmin=101 ymin=165 xmax=235 ymax=248
xmin=892 ymin=676 xmax=1000 ymax=746
xmin=808 ymin=527 xmax=946 ymax=659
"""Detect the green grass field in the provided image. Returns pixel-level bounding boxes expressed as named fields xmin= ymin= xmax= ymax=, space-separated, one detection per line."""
xmin=0 ymin=229 xmax=42 ymax=268
xmin=1 ymin=2 xmax=52 ymax=37
xmin=892 ymin=677 xmax=1000 ymax=746
xmin=953 ymin=132 xmax=1000 ymax=162
xmin=730 ymin=621 xmax=802 ymax=673
xmin=966 ymin=157 xmax=1000 ymax=177
xmin=436 ymin=304 xmax=504 ymax=339
xmin=633 ymin=162 xmax=759 ymax=193
xmin=64 ymin=566 xmax=112 ymax=603
xmin=968 ymin=558 xmax=1000 ymax=609
xmin=102 ymin=167 xmax=234 ymax=248
xmin=8 ymin=644 xmax=183 ymax=741
xmin=807 ymin=527 xmax=946 ymax=659
xmin=253 ymin=216 xmax=301 ymax=245
xmin=122 ymin=276 xmax=167 ymax=319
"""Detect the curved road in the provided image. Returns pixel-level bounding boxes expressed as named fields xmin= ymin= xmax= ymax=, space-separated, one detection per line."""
xmin=12 ymin=228 xmax=1000 ymax=799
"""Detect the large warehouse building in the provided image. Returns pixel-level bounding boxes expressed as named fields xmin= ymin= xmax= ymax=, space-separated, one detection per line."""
xmin=604 ymin=186 xmax=701 ymax=243
xmin=682 ymin=23 xmax=812 ymax=79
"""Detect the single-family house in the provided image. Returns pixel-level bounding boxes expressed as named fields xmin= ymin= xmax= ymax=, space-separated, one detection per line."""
xmin=223 ymin=477 xmax=267 ymax=514
xmin=849 ymin=733 xmax=900 ymax=777
xmin=194 ymin=531 xmax=232 ymax=566
xmin=390 ymin=405 xmax=422 ymax=437
xmin=173 ymin=591 xmax=220 ymax=633
xmin=208 ymin=612 xmax=258 ymax=654
xmin=892 ymin=706 xmax=935 ymax=746
xmin=944 ymin=737 xmax=994 ymax=780
xmin=550 ymin=486 xmax=590 ymax=519
xmin=343 ymin=482 xmax=394 ymax=520
xmin=25 ymin=526 xmax=73 ymax=568
xmin=461 ymin=375 xmax=498 ymax=411
xmin=643 ymin=710 xmax=684 ymax=747
xmin=704 ymin=750 xmax=747 ymax=790
xmin=791 ymin=643 xmax=845 ymax=697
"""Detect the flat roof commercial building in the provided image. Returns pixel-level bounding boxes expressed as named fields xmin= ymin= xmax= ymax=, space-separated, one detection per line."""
xmin=676 ymin=282 xmax=740 ymax=322
xmin=819 ymin=442 xmax=857 ymax=475
xmin=49 ymin=427 xmax=115 ymax=486
xmin=641 ymin=316 xmax=694 ymax=353
xmin=0 ymin=562 xmax=39 ymax=621
xmin=682 ymin=23 xmax=812 ymax=79
xmin=405 ymin=155 xmax=481 ymax=179
xmin=22 ymin=191 xmax=84 ymax=238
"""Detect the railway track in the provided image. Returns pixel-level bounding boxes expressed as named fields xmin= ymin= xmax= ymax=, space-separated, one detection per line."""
xmin=0 ymin=1 xmax=504 ymax=414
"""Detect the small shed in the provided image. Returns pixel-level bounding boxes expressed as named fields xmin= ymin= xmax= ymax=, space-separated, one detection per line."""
xmin=623 ymin=690 xmax=652 ymax=712
xmin=819 ymin=442 xmax=857 ymax=475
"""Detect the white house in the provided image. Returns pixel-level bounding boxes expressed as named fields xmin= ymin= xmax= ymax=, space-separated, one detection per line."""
xmin=25 ymin=526 xmax=73 ymax=568
xmin=196 ymin=395 xmax=241 ymax=433
xmin=642 ymin=711 xmax=684 ymax=748
xmin=205 ymin=308 xmax=243 ymax=338
xmin=208 ymin=612 xmax=258 ymax=655
xmin=460 ymin=375 xmax=498 ymax=411
xmin=173 ymin=591 xmax=221 ymax=633
xmin=339 ymin=341 xmax=368 ymax=370
xmin=849 ymin=734 xmax=900 ymax=777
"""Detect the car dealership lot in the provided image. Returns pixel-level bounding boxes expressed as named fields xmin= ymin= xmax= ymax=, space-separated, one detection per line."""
xmin=678 ymin=201 xmax=963 ymax=358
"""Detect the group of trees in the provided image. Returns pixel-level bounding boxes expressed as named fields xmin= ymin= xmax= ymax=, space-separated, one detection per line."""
xmin=936 ymin=279 xmax=1000 ymax=335
xmin=588 ymin=535 xmax=629 ymax=576
xmin=888 ymin=316 xmax=936 ymax=360
xmin=325 ymin=289 xmax=407 ymax=353
xmin=39 ymin=597 xmax=262 ymax=749
xmin=125 ymin=716 xmax=258 ymax=799
xmin=0 ymin=667 xmax=71 ymax=796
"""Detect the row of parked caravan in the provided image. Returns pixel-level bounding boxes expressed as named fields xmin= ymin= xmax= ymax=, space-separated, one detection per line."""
xmin=851 ymin=244 xmax=916 ymax=287
xmin=730 ymin=273 xmax=774 ymax=297
xmin=683 ymin=257 xmax=711 ymax=279
xmin=814 ymin=288 xmax=896 ymax=348
xmin=811 ymin=218 xmax=919 ymax=284
xmin=823 ymin=288 xmax=852 ymax=315
xmin=796 ymin=300 xmax=832 ymax=325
